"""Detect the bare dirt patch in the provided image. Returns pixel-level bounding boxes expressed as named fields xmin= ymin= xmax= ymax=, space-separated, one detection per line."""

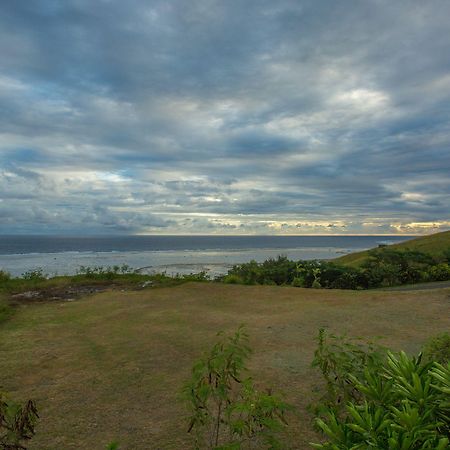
xmin=8 ymin=280 xmax=157 ymax=304
xmin=10 ymin=285 xmax=110 ymax=303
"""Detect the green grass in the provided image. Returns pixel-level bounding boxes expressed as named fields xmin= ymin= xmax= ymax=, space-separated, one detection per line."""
xmin=0 ymin=272 xmax=203 ymax=295
xmin=0 ymin=296 xmax=13 ymax=324
xmin=0 ymin=271 xmax=209 ymax=327
xmin=0 ymin=283 xmax=449 ymax=449
xmin=335 ymin=230 xmax=450 ymax=267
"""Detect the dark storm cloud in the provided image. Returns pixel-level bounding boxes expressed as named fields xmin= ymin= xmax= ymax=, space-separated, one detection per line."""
xmin=0 ymin=0 xmax=449 ymax=234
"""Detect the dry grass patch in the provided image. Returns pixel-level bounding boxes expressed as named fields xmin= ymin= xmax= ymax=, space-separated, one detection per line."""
xmin=0 ymin=283 xmax=449 ymax=449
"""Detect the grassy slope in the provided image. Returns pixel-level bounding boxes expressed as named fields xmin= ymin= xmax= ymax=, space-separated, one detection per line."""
xmin=1 ymin=283 xmax=449 ymax=449
xmin=0 ymin=273 xmax=201 ymax=324
xmin=335 ymin=230 xmax=450 ymax=267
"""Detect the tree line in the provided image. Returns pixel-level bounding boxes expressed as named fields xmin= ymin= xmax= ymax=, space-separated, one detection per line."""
xmin=220 ymin=248 xmax=450 ymax=289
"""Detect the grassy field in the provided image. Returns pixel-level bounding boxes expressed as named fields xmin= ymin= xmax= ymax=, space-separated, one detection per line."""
xmin=1 ymin=282 xmax=449 ymax=449
xmin=335 ymin=230 xmax=450 ymax=266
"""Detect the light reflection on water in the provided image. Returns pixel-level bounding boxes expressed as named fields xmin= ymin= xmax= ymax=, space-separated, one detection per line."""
xmin=1 ymin=247 xmax=354 ymax=278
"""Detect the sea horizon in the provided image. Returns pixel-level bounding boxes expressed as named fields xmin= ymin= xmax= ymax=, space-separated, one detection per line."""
xmin=0 ymin=234 xmax=415 ymax=278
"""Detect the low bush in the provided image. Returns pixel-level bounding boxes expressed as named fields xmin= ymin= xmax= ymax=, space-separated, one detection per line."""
xmin=310 ymin=330 xmax=450 ymax=449
xmin=429 ymin=263 xmax=450 ymax=281
xmin=179 ymin=271 xmax=210 ymax=282
xmin=0 ymin=391 xmax=39 ymax=449
xmin=76 ymin=265 xmax=133 ymax=279
xmin=224 ymin=248 xmax=450 ymax=290
xmin=184 ymin=327 xmax=290 ymax=449
xmin=223 ymin=274 xmax=244 ymax=284
xmin=311 ymin=329 xmax=386 ymax=412
xmin=21 ymin=268 xmax=46 ymax=281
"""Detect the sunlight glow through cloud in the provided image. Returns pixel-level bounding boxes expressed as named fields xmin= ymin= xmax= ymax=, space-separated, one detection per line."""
xmin=0 ymin=0 xmax=449 ymax=235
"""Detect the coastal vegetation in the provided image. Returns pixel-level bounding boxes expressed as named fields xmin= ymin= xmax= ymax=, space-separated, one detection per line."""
xmin=0 ymin=267 xmax=208 ymax=324
xmin=221 ymin=231 xmax=450 ymax=289
xmin=222 ymin=249 xmax=450 ymax=289
xmin=0 ymin=265 xmax=208 ymax=296
xmin=2 ymin=244 xmax=449 ymax=322
xmin=1 ymin=232 xmax=449 ymax=318
xmin=334 ymin=230 xmax=450 ymax=267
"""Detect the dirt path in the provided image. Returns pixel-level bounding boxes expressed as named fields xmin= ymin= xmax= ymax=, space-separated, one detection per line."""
xmin=379 ymin=280 xmax=450 ymax=291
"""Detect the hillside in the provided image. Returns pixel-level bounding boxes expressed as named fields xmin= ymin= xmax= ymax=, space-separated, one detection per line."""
xmin=334 ymin=230 xmax=450 ymax=267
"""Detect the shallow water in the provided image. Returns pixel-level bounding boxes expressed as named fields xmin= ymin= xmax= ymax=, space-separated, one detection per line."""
xmin=0 ymin=235 xmax=413 ymax=277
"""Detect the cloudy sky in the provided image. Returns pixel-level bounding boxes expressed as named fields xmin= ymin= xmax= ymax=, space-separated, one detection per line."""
xmin=1 ymin=0 xmax=449 ymax=235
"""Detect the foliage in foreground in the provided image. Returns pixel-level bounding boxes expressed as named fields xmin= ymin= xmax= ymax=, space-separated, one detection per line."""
xmin=2 ymin=318 xmax=449 ymax=449
xmin=184 ymin=327 xmax=290 ymax=449
xmin=0 ymin=391 xmax=38 ymax=450
xmin=311 ymin=329 xmax=387 ymax=411
xmin=310 ymin=329 xmax=450 ymax=449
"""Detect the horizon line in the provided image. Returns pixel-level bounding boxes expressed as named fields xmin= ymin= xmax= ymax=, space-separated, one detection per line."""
xmin=0 ymin=233 xmax=424 ymax=237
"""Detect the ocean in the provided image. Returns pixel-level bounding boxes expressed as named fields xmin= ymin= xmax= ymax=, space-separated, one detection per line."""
xmin=0 ymin=235 xmax=413 ymax=278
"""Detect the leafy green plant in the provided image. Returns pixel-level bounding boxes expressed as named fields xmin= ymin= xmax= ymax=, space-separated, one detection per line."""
xmin=428 ymin=264 xmax=450 ymax=281
xmin=291 ymin=277 xmax=305 ymax=287
xmin=311 ymin=331 xmax=450 ymax=449
xmin=180 ymin=271 xmax=210 ymax=282
xmin=21 ymin=269 xmax=46 ymax=281
xmin=0 ymin=391 xmax=39 ymax=449
xmin=184 ymin=327 xmax=290 ymax=449
xmin=311 ymin=269 xmax=322 ymax=289
xmin=76 ymin=265 xmax=133 ymax=279
xmin=311 ymin=329 xmax=386 ymax=413
xmin=225 ymin=249 xmax=450 ymax=290
xmin=223 ymin=274 xmax=245 ymax=285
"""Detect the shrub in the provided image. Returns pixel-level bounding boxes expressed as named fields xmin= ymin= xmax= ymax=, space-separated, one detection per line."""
xmin=422 ymin=332 xmax=450 ymax=364
xmin=0 ymin=270 xmax=10 ymax=283
xmin=0 ymin=391 xmax=39 ymax=449
xmin=180 ymin=271 xmax=209 ymax=282
xmin=260 ymin=256 xmax=296 ymax=285
xmin=223 ymin=274 xmax=245 ymax=284
xmin=311 ymin=330 xmax=450 ymax=449
xmin=311 ymin=329 xmax=386 ymax=412
xmin=429 ymin=263 xmax=450 ymax=281
xmin=227 ymin=260 xmax=261 ymax=285
xmin=75 ymin=265 xmax=135 ymax=280
xmin=21 ymin=268 xmax=46 ymax=281
xmin=291 ymin=277 xmax=305 ymax=287
xmin=184 ymin=327 xmax=290 ymax=449
xmin=223 ymin=251 xmax=450 ymax=291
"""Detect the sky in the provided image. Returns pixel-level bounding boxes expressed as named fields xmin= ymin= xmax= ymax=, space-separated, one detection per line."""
xmin=1 ymin=0 xmax=449 ymax=235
